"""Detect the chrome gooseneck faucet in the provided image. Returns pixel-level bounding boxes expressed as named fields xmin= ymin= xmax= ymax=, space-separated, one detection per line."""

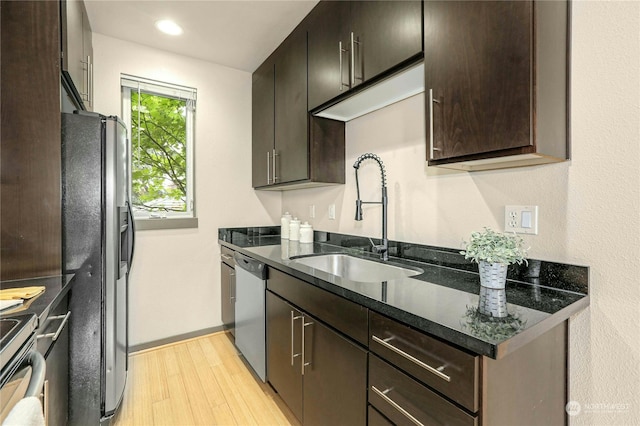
xmin=353 ymin=153 xmax=388 ymax=261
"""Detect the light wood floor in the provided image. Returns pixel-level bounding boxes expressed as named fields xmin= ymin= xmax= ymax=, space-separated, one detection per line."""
xmin=113 ymin=332 xmax=299 ymax=426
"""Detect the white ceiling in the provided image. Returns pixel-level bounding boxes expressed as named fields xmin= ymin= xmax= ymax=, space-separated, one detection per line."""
xmin=84 ymin=0 xmax=319 ymax=72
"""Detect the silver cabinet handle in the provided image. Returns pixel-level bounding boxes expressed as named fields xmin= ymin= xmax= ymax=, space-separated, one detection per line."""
xmin=80 ymin=56 xmax=90 ymax=101
xmin=428 ymin=89 xmax=442 ymax=159
xmin=37 ymin=312 xmax=71 ymax=342
xmin=290 ymin=311 xmax=302 ymax=366
xmin=371 ymin=385 xmax=424 ymax=426
xmin=372 ymin=335 xmax=451 ymax=382
xmin=338 ymin=41 xmax=350 ymax=91
xmin=43 ymin=379 xmax=50 ymax=426
xmin=349 ymin=32 xmax=361 ymax=86
xmin=229 ymin=272 xmax=235 ymax=302
xmin=88 ymin=56 xmax=93 ymax=105
xmin=221 ymin=254 xmax=232 ymax=260
xmin=301 ymin=318 xmax=313 ymax=375
xmin=350 ymin=33 xmax=355 ymax=87
xmin=272 ymin=149 xmax=278 ymax=182
xmin=266 ymin=151 xmax=271 ymax=184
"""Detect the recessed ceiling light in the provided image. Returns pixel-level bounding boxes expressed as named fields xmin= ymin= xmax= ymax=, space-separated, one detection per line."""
xmin=155 ymin=19 xmax=183 ymax=36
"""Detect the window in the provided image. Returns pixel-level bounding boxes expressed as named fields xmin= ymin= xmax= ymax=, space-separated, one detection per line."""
xmin=121 ymin=75 xmax=197 ymax=229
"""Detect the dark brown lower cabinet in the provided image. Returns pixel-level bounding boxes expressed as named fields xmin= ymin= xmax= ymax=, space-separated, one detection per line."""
xmin=37 ymin=296 xmax=71 ymax=426
xmin=369 ymin=354 xmax=477 ymax=426
xmin=267 ymin=291 xmax=303 ymax=420
xmin=266 ymin=291 xmax=367 ymax=425
xmin=368 ymin=406 xmax=393 ymax=426
xmin=220 ymin=262 xmax=235 ymax=337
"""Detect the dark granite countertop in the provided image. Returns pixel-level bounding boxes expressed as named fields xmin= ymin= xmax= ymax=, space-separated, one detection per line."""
xmin=219 ymin=227 xmax=589 ymax=359
xmin=1 ymin=275 xmax=75 ymax=326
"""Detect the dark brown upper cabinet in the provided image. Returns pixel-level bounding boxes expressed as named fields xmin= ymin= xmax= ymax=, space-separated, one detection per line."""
xmin=307 ymin=0 xmax=423 ymax=112
xmin=61 ymin=0 xmax=93 ymax=111
xmin=1 ymin=0 xmax=62 ymax=280
xmin=425 ymin=1 xmax=570 ymax=171
xmin=252 ymin=24 xmax=345 ymax=190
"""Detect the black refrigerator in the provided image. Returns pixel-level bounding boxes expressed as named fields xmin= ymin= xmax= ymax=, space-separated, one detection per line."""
xmin=62 ymin=111 xmax=135 ymax=425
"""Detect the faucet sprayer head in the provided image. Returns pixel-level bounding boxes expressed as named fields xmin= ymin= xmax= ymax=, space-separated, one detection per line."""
xmin=353 ymin=153 xmax=387 ymax=188
xmin=355 ymin=199 xmax=363 ymax=221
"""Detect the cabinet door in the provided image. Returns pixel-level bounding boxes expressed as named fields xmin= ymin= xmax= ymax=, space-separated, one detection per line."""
xmin=252 ymin=59 xmax=275 ymax=188
xmin=1 ymin=0 xmax=61 ymax=280
xmin=307 ymin=1 xmax=350 ymax=111
xmin=351 ymin=1 xmax=422 ymax=87
xmin=81 ymin=3 xmax=93 ymax=111
xmin=266 ymin=292 xmax=303 ymax=422
xmin=220 ymin=262 xmax=235 ymax=334
xmin=303 ymin=317 xmax=367 ymax=426
xmin=61 ymin=0 xmax=84 ymax=97
xmin=425 ymin=1 xmax=532 ymax=161
xmin=44 ymin=319 xmax=70 ymax=426
xmin=274 ymin=26 xmax=309 ymax=184
xmin=61 ymin=0 xmax=92 ymax=110
xmin=38 ymin=297 xmax=71 ymax=426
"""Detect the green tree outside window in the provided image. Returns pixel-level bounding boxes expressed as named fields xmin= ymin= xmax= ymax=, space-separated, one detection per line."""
xmin=130 ymin=92 xmax=187 ymax=213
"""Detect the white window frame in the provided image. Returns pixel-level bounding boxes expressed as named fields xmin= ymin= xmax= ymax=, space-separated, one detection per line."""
xmin=121 ymin=74 xmax=197 ymax=229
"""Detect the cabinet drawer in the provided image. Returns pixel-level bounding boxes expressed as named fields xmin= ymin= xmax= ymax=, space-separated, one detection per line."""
xmin=369 ymin=312 xmax=479 ymax=412
xmin=368 ymin=405 xmax=393 ymax=426
xmin=369 ymin=354 xmax=477 ymax=426
xmin=221 ymin=245 xmax=235 ymax=267
xmin=36 ymin=295 xmax=70 ymax=357
xmin=268 ymin=268 xmax=368 ymax=345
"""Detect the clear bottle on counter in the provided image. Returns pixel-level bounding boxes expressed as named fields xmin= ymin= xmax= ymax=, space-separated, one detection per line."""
xmin=289 ymin=218 xmax=301 ymax=241
xmin=281 ymin=212 xmax=292 ymax=239
xmin=300 ymin=222 xmax=313 ymax=244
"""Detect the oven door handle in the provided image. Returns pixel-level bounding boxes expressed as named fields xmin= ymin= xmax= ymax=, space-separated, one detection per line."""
xmin=21 ymin=350 xmax=46 ymax=397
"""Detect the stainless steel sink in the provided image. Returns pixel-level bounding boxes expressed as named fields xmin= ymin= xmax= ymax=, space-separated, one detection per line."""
xmin=292 ymin=254 xmax=422 ymax=282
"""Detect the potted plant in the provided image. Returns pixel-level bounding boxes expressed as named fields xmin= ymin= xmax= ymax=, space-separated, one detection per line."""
xmin=461 ymin=227 xmax=528 ymax=289
xmin=461 ymin=228 xmax=529 ymax=318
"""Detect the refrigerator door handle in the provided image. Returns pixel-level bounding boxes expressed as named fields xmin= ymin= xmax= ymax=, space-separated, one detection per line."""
xmin=126 ymin=200 xmax=135 ymax=271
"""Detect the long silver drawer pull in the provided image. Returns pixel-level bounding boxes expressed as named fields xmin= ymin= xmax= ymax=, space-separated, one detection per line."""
xmin=272 ymin=149 xmax=278 ymax=182
xmin=267 ymin=151 xmax=271 ymax=183
xmin=339 ymin=41 xmax=349 ymax=91
xmin=301 ymin=319 xmax=313 ymax=375
xmin=291 ymin=311 xmax=303 ymax=366
xmin=371 ymin=385 xmax=424 ymax=426
xmin=429 ymin=89 xmax=435 ymax=159
xmin=350 ymin=32 xmax=355 ymax=87
xmin=37 ymin=311 xmax=71 ymax=342
xmin=221 ymin=254 xmax=232 ymax=260
xmin=372 ymin=335 xmax=451 ymax=382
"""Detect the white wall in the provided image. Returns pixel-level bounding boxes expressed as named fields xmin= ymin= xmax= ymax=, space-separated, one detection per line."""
xmin=92 ymin=33 xmax=282 ymax=347
xmin=282 ymin=2 xmax=640 ymax=424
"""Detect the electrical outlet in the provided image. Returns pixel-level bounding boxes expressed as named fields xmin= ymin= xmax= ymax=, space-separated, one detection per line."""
xmin=505 ymin=205 xmax=539 ymax=234
xmin=328 ymin=204 xmax=336 ymax=220
xmin=309 ymin=205 xmax=316 ymax=219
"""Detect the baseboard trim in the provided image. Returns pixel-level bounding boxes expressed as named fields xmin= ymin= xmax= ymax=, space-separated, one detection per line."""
xmin=129 ymin=325 xmax=226 ymax=354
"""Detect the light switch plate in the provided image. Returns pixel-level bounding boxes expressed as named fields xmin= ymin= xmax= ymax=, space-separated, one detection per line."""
xmin=505 ymin=205 xmax=539 ymax=234
xmin=328 ymin=204 xmax=336 ymax=220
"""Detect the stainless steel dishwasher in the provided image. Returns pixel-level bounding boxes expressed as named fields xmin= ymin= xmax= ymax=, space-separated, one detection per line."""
xmin=233 ymin=252 xmax=267 ymax=382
